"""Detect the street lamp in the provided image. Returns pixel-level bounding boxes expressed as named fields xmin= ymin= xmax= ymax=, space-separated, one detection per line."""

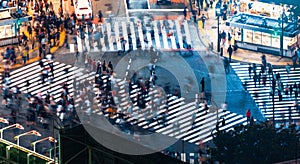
xmin=278 ymin=8 xmax=288 ymax=57
xmin=271 ymin=73 xmax=276 ymax=126
xmin=31 ymin=136 xmax=57 ymax=152
xmin=0 ymin=123 xmax=24 ymax=139
xmin=0 ymin=117 xmax=9 ymax=125
xmin=216 ymin=4 xmax=222 ymax=52
xmin=14 ymin=130 xmax=41 ymax=146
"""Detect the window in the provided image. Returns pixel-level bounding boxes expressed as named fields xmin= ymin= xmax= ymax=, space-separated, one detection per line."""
xmin=261 ymin=32 xmax=271 ymax=46
xmin=271 ymin=34 xmax=280 ymax=48
xmin=253 ymin=31 xmax=262 ymax=44
xmin=243 ymin=29 xmax=253 ymax=43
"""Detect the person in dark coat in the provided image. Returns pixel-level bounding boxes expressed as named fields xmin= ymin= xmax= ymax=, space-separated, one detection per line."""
xmin=39 ymin=60 xmax=44 ymax=68
xmin=49 ymin=61 xmax=54 ymax=77
xmin=227 ymin=45 xmax=233 ymax=62
xmin=183 ymin=7 xmax=188 ymax=19
xmin=98 ymin=10 xmax=103 ymax=22
xmin=201 ymin=77 xmax=205 ymax=92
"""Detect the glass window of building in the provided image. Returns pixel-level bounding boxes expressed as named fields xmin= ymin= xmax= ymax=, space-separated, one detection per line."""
xmin=261 ymin=32 xmax=271 ymax=47
xmin=253 ymin=31 xmax=262 ymax=45
xmin=271 ymin=34 xmax=280 ymax=48
xmin=244 ymin=29 xmax=253 ymax=43
xmin=0 ymin=25 xmax=15 ymax=39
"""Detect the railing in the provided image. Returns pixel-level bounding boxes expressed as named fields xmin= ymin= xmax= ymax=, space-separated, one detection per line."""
xmin=0 ymin=138 xmax=55 ymax=164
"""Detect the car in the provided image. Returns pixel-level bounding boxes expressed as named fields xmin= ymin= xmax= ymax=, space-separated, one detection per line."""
xmin=74 ymin=0 xmax=93 ymax=20
xmin=156 ymin=0 xmax=172 ymax=5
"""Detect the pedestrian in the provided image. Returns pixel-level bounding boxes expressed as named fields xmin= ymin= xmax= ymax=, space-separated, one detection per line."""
xmin=261 ymin=54 xmax=266 ymax=66
xmin=248 ymin=64 xmax=252 ymax=78
xmin=228 ymin=32 xmax=232 ymax=43
xmin=289 ymin=85 xmax=293 ymax=97
xmin=22 ymin=49 xmax=27 ymax=65
xmin=285 ymin=85 xmax=289 ymax=96
xmin=268 ymin=63 xmax=273 ymax=75
xmin=253 ymin=72 xmax=257 ymax=87
xmin=126 ymin=0 xmax=130 ymax=9
xmin=246 ymin=109 xmax=251 ymax=124
xmin=128 ymin=34 xmax=133 ymax=51
xmin=201 ymin=14 xmax=206 ymax=29
xmin=221 ymin=30 xmax=226 ymax=46
xmin=41 ymin=68 xmax=48 ymax=84
xmin=252 ymin=63 xmax=256 ymax=75
xmin=64 ymin=33 xmax=69 ymax=49
xmin=102 ymin=60 xmax=107 ymax=72
xmin=220 ymin=46 xmax=223 ymax=57
xmin=201 ymin=77 xmax=205 ymax=92
xmin=183 ymin=7 xmax=188 ymax=19
xmin=191 ymin=112 xmax=196 ymax=128
xmin=49 ymin=61 xmax=54 ymax=77
xmin=291 ymin=54 xmax=297 ymax=70
xmin=286 ymin=63 xmax=291 ymax=74
xmin=227 ymin=45 xmax=233 ymax=62
xmin=222 ymin=102 xmax=228 ymax=111
xmin=38 ymin=45 xmax=42 ymax=58
xmin=39 ymin=60 xmax=44 ymax=68
xmin=250 ymin=116 xmax=254 ymax=126
xmin=108 ymin=61 xmax=113 ymax=72
xmin=262 ymin=75 xmax=267 ymax=87
xmin=98 ymin=10 xmax=103 ymax=23
xmin=224 ymin=57 xmax=229 ymax=73
xmin=279 ymin=92 xmax=283 ymax=101
xmin=25 ymin=45 xmax=30 ymax=60
xmin=119 ymin=37 xmax=126 ymax=54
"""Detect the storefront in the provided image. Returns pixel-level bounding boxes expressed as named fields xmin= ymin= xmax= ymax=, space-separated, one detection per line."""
xmin=226 ymin=13 xmax=299 ymax=57
xmin=0 ymin=24 xmax=18 ymax=46
xmin=238 ymin=0 xmax=284 ymax=17
xmin=0 ymin=16 xmax=32 ymax=46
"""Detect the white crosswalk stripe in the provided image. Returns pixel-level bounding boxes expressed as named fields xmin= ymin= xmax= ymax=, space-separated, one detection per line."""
xmin=231 ymin=62 xmax=300 ymax=123
xmin=7 ymin=60 xmax=248 ymax=146
xmin=7 ymin=60 xmax=95 ymax=103
xmin=76 ymin=17 xmax=193 ymax=52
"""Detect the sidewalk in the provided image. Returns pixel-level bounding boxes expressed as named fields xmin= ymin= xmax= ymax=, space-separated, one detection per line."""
xmin=192 ymin=3 xmax=293 ymax=66
xmin=0 ymin=29 xmax=66 ymax=72
xmin=0 ymin=6 xmax=66 ymax=72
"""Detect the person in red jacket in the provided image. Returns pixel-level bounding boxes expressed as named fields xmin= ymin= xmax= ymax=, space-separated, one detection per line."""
xmin=246 ymin=109 xmax=251 ymax=124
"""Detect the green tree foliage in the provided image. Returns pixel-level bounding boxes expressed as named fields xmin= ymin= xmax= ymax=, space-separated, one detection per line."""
xmin=212 ymin=122 xmax=300 ymax=164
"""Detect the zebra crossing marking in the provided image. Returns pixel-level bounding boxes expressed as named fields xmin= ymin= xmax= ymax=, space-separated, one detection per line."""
xmin=76 ymin=18 xmax=193 ymax=52
xmin=8 ymin=60 xmax=250 ymax=146
xmin=231 ymin=62 xmax=300 ymax=122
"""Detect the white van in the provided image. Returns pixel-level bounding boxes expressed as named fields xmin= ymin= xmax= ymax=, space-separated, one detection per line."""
xmin=74 ymin=0 xmax=93 ymax=20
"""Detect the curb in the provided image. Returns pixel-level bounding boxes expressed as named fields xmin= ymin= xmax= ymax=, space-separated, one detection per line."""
xmin=1 ymin=30 xmax=66 ymax=72
xmin=194 ymin=19 xmax=292 ymax=66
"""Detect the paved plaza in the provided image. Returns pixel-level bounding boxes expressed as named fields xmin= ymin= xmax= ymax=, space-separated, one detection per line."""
xmin=0 ymin=0 xmax=299 ymax=163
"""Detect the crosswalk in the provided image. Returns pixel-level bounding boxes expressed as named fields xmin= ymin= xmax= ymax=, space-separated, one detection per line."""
xmin=76 ymin=17 xmax=193 ymax=52
xmin=231 ymin=62 xmax=300 ymax=122
xmin=7 ymin=59 xmax=95 ymax=102
xmin=7 ymin=60 xmax=248 ymax=146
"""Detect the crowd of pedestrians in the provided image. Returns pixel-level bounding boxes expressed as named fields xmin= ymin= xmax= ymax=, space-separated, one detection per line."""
xmin=244 ymin=54 xmax=300 ymax=117
xmin=1 ymin=0 xmax=70 ymax=80
xmin=1 ymin=57 xmax=79 ymax=131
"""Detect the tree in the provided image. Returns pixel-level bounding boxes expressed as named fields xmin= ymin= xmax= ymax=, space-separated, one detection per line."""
xmin=212 ymin=122 xmax=300 ymax=163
